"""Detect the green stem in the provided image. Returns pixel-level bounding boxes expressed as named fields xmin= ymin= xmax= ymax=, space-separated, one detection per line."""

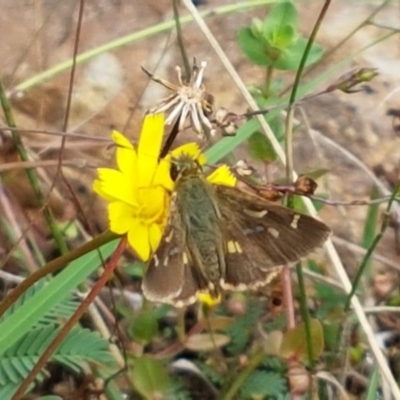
xmin=11 ymin=1 xmax=276 ymax=94
xmin=344 ymin=181 xmax=400 ymax=311
xmin=296 ymin=263 xmax=315 ymax=369
xmin=289 ymin=0 xmax=331 ymax=106
xmin=221 ymin=349 xmax=265 ymax=400
xmin=285 ymin=0 xmax=331 ymax=187
xmin=263 ymin=66 xmax=274 ymax=97
xmin=173 ymin=0 xmax=191 ymax=79
xmin=280 ymin=0 xmax=390 ymax=95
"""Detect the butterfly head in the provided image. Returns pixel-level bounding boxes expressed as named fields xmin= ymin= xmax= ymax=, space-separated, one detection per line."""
xmin=170 ymin=154 xmax=202 ymax=182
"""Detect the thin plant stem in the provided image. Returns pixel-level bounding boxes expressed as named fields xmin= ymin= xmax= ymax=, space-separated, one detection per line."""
xmin=221 ymin=349 xmax=265 ymax=400
xmin=176 ymin=308 xmax=186 ymax=343
xmin=284 ymin=0 xmax=331 ymax=185
xmin=280 ymin=0 xmax=390 ymax=94
xmin=10 ymin=1 xmax=276 ymax=95
xmin=0 ymin=73 xmax=68 ymax=255
xmin=344 ymin=181 xmax=400 ymax=311
xmin=288 ymin=0 xmax=331 ymax=106
xmin=173 ymin=0 xmax=191 ymax=79
xmin=296 ymin=262 xmax=315 ymax=369
xmin=282 ymin=265 xmax=296 ymax=328
xmin=263 ymin=65 xmax=273 ymax=97
xmin=283 ymin=2 xmax=331 ymax=376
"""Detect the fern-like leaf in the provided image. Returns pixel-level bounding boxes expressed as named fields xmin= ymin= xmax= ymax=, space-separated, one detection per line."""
xmin=0 ymin=324 xmax=115 ymax=398
xmin=226 ymin=301 xmax=262 ymax=355
xmin=0 ymin=281 xmax=80 ymax=328
xmin=240 ymin=370 xmax=287 ymax=399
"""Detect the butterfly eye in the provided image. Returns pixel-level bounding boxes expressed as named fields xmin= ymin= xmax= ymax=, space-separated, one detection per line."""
xmin=170 ymin=163 xmax=180 ymax=181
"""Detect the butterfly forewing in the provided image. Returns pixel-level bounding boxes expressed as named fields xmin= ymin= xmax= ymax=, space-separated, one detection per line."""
xmin=215 ymin=185 xmax=330 ymax=289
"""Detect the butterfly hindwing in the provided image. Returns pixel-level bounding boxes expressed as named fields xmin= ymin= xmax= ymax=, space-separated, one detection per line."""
xmin=142 ymin=194 xmax=210 ymax=306
xmin=142 ymin=196 xmax=186 ymax=303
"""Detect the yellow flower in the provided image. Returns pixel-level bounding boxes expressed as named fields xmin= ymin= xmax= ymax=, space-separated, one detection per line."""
xmin=198 ymin=292 xmax=221 ymax=308
xmin=93 ymin=114 xmax=168 ymax=261
xmin=93 ymin=113 xmax=236 ymax=263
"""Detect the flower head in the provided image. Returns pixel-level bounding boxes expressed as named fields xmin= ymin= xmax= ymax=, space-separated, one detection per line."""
xmin=93 ymin=114 xmax=171 ymax=261
xmin=93 ymin=113 xmax=236 ymax=266
xmin=143 ymin=61 xmax=214 ymax=138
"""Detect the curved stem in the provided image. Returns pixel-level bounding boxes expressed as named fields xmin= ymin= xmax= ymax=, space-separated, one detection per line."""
xmin=221 ymin=349 xmax=265 ymax=400
xmin=0 ymin=230 xmax=118 ymax=318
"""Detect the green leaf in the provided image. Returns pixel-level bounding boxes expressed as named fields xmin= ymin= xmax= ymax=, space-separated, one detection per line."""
xmin=130 ymin=310 xmax=158 ymax=345
xmin=302 ymin=168 xmax=330 ymax=181
xmin=271 ymin=37 xmax=323 ymax=70
xmin=365 ymin=367 xmax=379 ymax=400
xmin=361 ymin=186 xmax=380 ymax=275
xmin=124 ymin=261 xmax=145 ymax=278
xmin=249 ymin=18 xmax=265 ymax=41
xmin=226 ymin=302 xmax=262 ymax=355
xmin=273 ymin=24 xmax=297 ymax=48
xmin=280 ymin=319 xmax=324 ymax=362
xmin=238 ymin=2 xmax=301 ymax=68
xmin=132 ymin=356 xmax=172 ymax=400
xmin=205 ymin=117 xmax=260 ymax=164
xmin=248 ymin=131 xmax=277 ymax=162
xmin=248 ymin=111 xmax=285 ymax=162
xmin=241 ymin=370 xmax=287 ymax=399
xmin=193 ymin=360 xmax=223 ymax=386
xmin=262 ymin=1 xmax=298 ymax=42
xmin=237 ymin=27 xmax=274 ymax=67
xmin=185 ymin=333 xmax=230 ymax=351
xmin=0 ymin=240 xmax=118 ymax=358
xmin=0 ymin=325 xmax=115 ymax=397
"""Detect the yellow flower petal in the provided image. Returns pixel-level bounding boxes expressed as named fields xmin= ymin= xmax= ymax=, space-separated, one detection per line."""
xmin=96 ymin=168 xmax=137 ymax=205
xmin=207 ymin=165 xmax=236 ymax=187
xmin=198 ymin=292 xmax=221 ymax=307
xmin=127 ymin=220 xmax=151 ymax=261
xmin=170 ymin=142 xmax=205 ymax=164
xmin=108 ymin=202 xmax=136 ymax=234
xmin=92 ymin=180 xmax=116 ymax=203
xmin=154 ymin=142 xmax=207 ymax=190
xmin=137 ymin=113 xmax=165 ymax=187
xmin=153 ymin=158 xmax=174 ymax=191
xmin=112 ymin=130 xmax=134 ymax=150
xmin=112 ymin=131 xmax=137 ymax=179
xmin=148 ymin=223 xmax=163 ymax=254
xmin=137 ymin=186 xmax=168 ymax=224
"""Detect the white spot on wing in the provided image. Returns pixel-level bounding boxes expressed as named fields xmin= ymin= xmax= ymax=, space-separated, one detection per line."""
xmin=235 ymin=242 xmax=243 ymax=253
xmin=244 ymin=209 xmax=268 ymax=218
xmin=165 ymin=230 xmax=174 ymax=243
xmin=291 ymin=215 xmax=300 ymax=229
xmin=268 ymin=227 xmax=280 ymax=238
xmin=227 ymin=241 xmax=236 ymax=253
